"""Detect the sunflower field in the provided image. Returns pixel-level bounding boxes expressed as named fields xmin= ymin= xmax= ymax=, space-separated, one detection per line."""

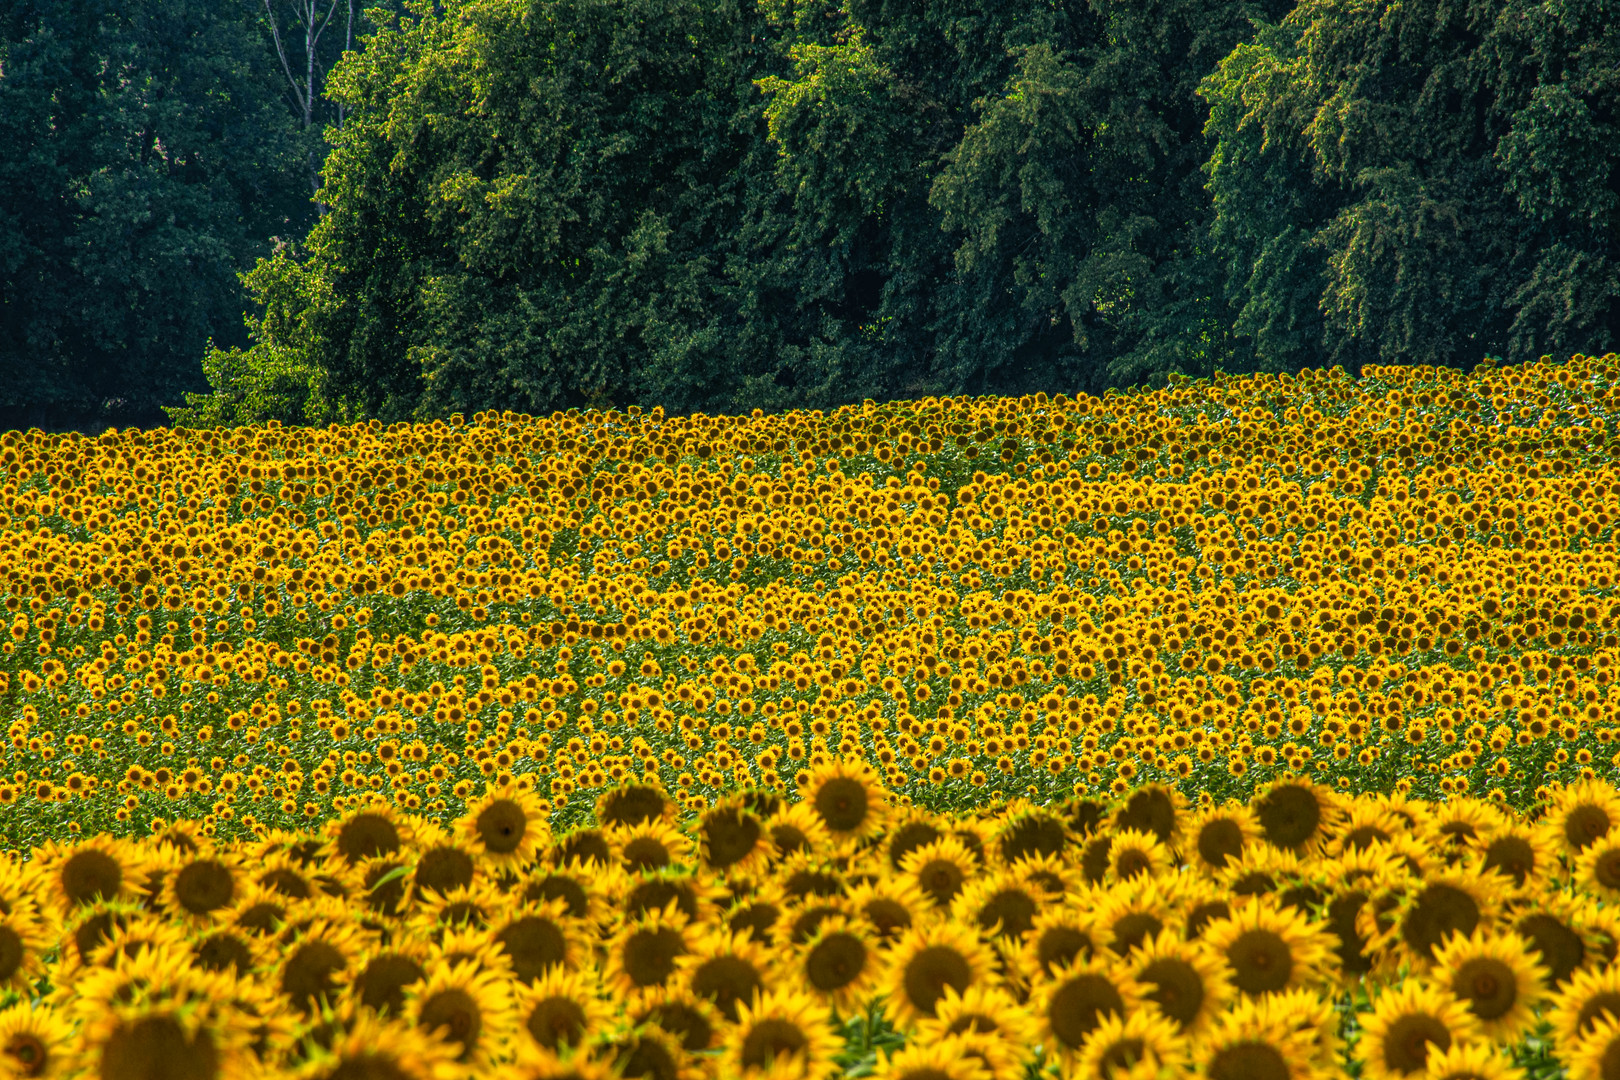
xmin=4 ymin=354 xmax=1620 ymax=1077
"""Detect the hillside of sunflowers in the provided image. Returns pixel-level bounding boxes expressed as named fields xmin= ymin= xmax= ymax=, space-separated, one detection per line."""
xmin=6 ymin=355 xmax=1620 ymax=1078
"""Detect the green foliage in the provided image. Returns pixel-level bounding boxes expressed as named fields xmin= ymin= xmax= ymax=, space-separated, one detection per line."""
xmin=1199 ymin=0 xmax=1620 ymax=373
xmin=0 ymin=0 xmax=311 ymax=432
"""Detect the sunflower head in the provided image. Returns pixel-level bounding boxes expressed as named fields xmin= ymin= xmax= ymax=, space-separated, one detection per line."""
xmin=846 ymin=877 xmax=927 ymax=944
xmin=459 ymin=782 xmax=549 ymax=869
xmin=405 ymin=956 xmax=516 ymax=1067
xmin=1545 ymin=779 xmax=1620 ymax=856
xmin=1392 ymin=869 xmax=1497 ymax=966
xmin=723 ymin=990 xmax=840 ymax=1080
xmin=350 ymin=944 xmax=430 ymax=1019
xmin=1109 ymin=784 xmax=1186 ymax=850
xmin=492 ymin=899 xmax=585 ymax=984
xmin=699 ymin=798 xmax=768 ymax=875
xmin=1569 ymin=1015 xmax=1620 ymax=1080
xmin=679 ymin=928 xmax=774 ymax=1024
xmin=1550 ymin=961 xmax=1620 ymax=1051
xmin=1034 ymin=955 xmax=1139 ymax=1062
xmin=326 ymin=802 xmax=408 ymax=867
xmin=872 ymin=1035 xmax=992 ymax=1080
xmin=1073 ymin=1008 xmax=1186 ymax=1080
xmin=951 ymin=869 xmax=1046 ymax=946
xmin=1253 ymin=776 xmax=1340 ymax=853
xmin=1359 ymin=981 xmax=1481 ymax=1080
xmin=1104 ymin=828 xmax=1169 ymax=886
xmin=802 ymin=760 xmax=887 ymax=843
xmin=996 ymin=807 xmax=1072 ymax=866
xmin=0 ymin=1001 xmax=72 ymax=1080
xmin=798 ymin=916 xmax=878 ymax=1014
xmin=161 ymin=853 xmax=242 ymax=926
xmin=1199 ymin=996 xmax=1318 ymax=1080
xmin=598 ymin=782 xmax=676 ymax=831
xmin=294 ymin=1011 xmax=464 ymax=1080
xmin=1204 ymin=897 xmax=1331 ymax=999
xmin=38 ymin=837 xmax=141 ymax=915
xmin=633 ymin=988 xmax=722 ymax=1055
xmin=1432 ymin=929 xmax=1547 ymax=1042
xmin=1190 ymin=804 xmax=1259 ymax=875
xmin=884 ymin=921 xmax=996 ymax=1027
xmin=900 ymin=836 xmax=980 ymax=910
xmin=1131 ymin=931 xmax=1229 ymax=1037
xmin=1017 ymin=907 xmax=1099 ymax=986
xmin=763 ymin=803 xmax=831 ymax=862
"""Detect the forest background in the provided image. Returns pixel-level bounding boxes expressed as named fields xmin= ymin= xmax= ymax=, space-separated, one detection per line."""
xmin=2 ymin=0 xmax=1617 ymax=434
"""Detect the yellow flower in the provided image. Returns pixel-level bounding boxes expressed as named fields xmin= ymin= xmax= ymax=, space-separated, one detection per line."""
xmin=1031 ymin=954 xmax=1140 ymax=1063
xmin=1203 ymin=897 xmax=1332 ymax=998
xmin=0 ymin=1001 xmax=73 ymax=1080
xmin=882 ymin=919 xmax=997 ymax=1027
xmin=721 ymin=989 xmax=840 ymax=1080
xmin=457 ymin=781 xmax=549 ymax=870
xmin=1357 ymin=981 xmax=1481 ymax=1080
xmin=1431 ymin=929 xmax=1547 ymax=1042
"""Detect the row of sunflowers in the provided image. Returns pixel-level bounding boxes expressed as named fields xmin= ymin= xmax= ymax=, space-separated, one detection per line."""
xmin=4 ymin=770 xmax=1620 ymax=1079
xmin=2 ymin=356 xmax=1619 ymax=850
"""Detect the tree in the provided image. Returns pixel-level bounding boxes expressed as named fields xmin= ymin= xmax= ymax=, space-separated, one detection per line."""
xmin=1201 ymin=0 xmax=1620 ymax=373
xmin=0 ymin=0 xmax=308 ymax=432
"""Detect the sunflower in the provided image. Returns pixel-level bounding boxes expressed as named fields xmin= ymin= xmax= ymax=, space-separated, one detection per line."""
xmin=882 ymin=920 xmax=997 ymax=1026
xmin=1215 ymin=841 xmax=1308 ymax=903
xmin=514 ymin=967 xmax=611 ymax=1055
xmin=1569 ymin=1014 xmax=1620 ymax=1080
xmin=1543 ymin=779 xmax=1620 ymax=857
xmin=56 ymin=899 xmax=146 ymax=977
xmin=405 ymin=956 xmax=517 ymax=1068
xmin=408 ymin=820 xmax=483 ymax=902
xmin=458 ymin=781 xmax=549 ymax=870
xmin=0 ymin=1001 xmax=73 ymax=1080
xmin=1130 ymin=930 xmax=1229 ymax=1037
xmin=845 ymin=877 xmax=928 ymax=945
xmin=1032 ymin=955 xmax=1140 ymax=1064
xmin=1579 ymin=835 xmax=1620 ymax=903
xmin=1264 ymin=987 xmax=1340 ymax=1069
xmin=36 ymin=836 xmax=143 ymax=915
xmin=1188 ymin=803 xmax=1260 ymax=875
xmin=913 ymin=983 xmax=1038 ymax=1077
xmin=721 ymin=989 xmax=840 ymax=1080
xmin=610 ymin=1022 xmax=698 ymax=1080
xmin=1203 ymin=897 xmax=1331 ymax=998
xmin=252 ymin=853 xmax=318 ymax=903
xmin=1425 ymin=798 xmax=1503 ymax=866
xmin=1477 ymin=821 xmax=1554 ymax=892
xmin=325 ymin=801 xmax=410 ymax=867
xmin=160 ymin=852 xmax=243 ymax=927
xmin=491 ymin=899 xmax=587 ymax=984
xmin=268 ymin=914 xmax=364 ymax=1017
xmin=1072 ymin=1008 xmax=1186 ymax=1080
xmin=614 ymin=821 xmax=696 ymax=876
xmin=1513 ymin=893 xmax=1597 ymax=987
xmin=1015 ymin=907 xmax=1099 ymax=986
xmin=679 ymin=928 xmax=775 ymax=1023
xmin=1388 ymin=868 xmax=1500 ymax=966
xmin=633 ymin=987 xmax=724 ymax=1056
xmin=1319 ymin=849 xmax=1405 ymax=987
xmin=994 ymin=804 xmax=1071 ymax=867
xmin=1329 ymin=802 xmax=1405 ymax=858
xmin=763 ymin=804 xmax=831 ymax=862
xmin=86 ymin=915 xmax=190 ymax=970
xmin=293 ymin=1011 xmax=464 ymax=1080
xmin=1092 ymin=881 xmax=1176 ymax=959
xmin=1431 ymin=929 xmax=1547 ymax=1042
xmin=606 ymin=909 xmax=694 ymax=999
xmin=951 ymin=869 xmax=1046 ymax=947
xmin=1175 ymin=878 xmax=1236 ymax=943
xmin=189 ymin=927 xmax=256 ymax=979
xmin=70 ymin=952 xmax=257 ymax=1080
xmin=0 ymin=898 xmax=50 ymax=994
xmin=507 ymin=1044 xmax=618 ymax=1080
xmin=549 ymin=827 xmax=615 ymax=870
xmin=356 ymin=853 xmax=415 ymax=921
xmin=727 ymin=883 xmax=789 ymax=947
xmin=802 ymin=759 xmax=887 ymax=844
xmin=1422 ymin=1042 xmax=1529 ymax=1080
xmin=349 ymin=943 xmax=431 ymax=1018
xmin=1358 ymin=981 xmax=1481 ymax=1080
xmin=699 ymin=798 xmax=770 ymax=876
xmin=1198 ymin=995 xmax=1319 ymax=1080
xmin=1103 ymin=829 xmax=1169 ymax=886
xmin=597 ymin=782 xmax=678 ymax=830
xmin=518 ymin=863 xmax=617 ymax=928
xmin=1551 ymin=962 xmax=1620 ymax=1051
xmin=795 ymin=917 xmax=879 ymax=1015
xmin=884 ymin=812 xmax=946 ymax=873
xmin=870 ymin=1036 xmax=990 ymax=1080
xmin=1252 ymin=776 xmax=1341 ymax=853
xmin=900 ymin=836 xmax=981 ymax=910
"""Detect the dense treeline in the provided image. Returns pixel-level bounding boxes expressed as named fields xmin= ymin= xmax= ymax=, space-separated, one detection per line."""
xmin=4 ymin=0 xmax=1617 ymax=431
